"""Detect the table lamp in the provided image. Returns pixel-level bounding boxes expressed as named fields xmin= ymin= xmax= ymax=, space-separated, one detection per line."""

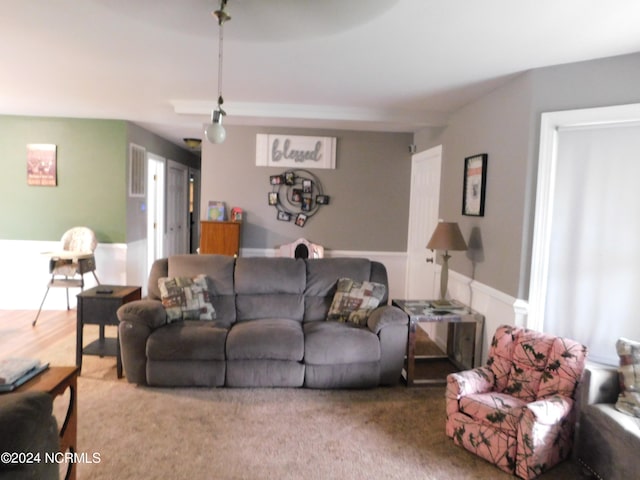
xmin=427 ymin=222 xmax=468 ymax=302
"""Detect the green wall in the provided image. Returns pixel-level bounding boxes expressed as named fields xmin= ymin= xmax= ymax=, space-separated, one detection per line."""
xmin=0 ymin=116 xmax=127 ymax=243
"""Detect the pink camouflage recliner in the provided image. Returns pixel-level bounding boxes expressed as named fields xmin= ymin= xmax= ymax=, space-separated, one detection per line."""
xmin=446 ymin=325 xmax=587 ymax=479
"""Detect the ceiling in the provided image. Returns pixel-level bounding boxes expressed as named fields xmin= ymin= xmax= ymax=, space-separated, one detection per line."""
xmin=2 ymin=0 xmax=640 ymax=149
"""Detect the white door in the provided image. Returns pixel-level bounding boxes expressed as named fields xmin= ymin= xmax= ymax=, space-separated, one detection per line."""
xmin=405 ymin=145 xmax=442 ymax=299
xmin=147 ymin=154 xmax=165 ymax=276
xmin=166 ymin=160 xmax=189 ymax=256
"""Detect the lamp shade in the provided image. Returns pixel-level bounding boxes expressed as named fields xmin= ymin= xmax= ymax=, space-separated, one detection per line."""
xmin=427 ymin=222 xmax=467 ymax=251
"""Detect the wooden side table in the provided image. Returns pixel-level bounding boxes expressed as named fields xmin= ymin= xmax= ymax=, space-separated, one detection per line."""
xmin=14 ymin=366 xmax=79 ymax=480
xmin=76 ymin=285 xmax=141 ymax=378
xmin=392 ymin=299 xmax=484 ymax=386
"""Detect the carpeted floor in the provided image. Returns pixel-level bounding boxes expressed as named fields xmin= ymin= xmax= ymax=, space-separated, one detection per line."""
xmin=44 ymin=325 xmax=586 ymax=480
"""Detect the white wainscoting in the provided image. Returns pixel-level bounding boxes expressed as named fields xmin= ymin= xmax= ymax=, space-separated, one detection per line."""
xmin=0 ymin=240 xmax=127 ymax=310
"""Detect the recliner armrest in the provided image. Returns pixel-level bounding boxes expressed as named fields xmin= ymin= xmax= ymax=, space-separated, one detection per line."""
xmin=525 ymin=395 xmax=575 ymax=426
xmin=116 ymin=299 xmax=167 ymax=330
xmin=366 ymin=305 xmax=407 ymax=334
xmin=447 ymin=366 xmax=495 ymax=397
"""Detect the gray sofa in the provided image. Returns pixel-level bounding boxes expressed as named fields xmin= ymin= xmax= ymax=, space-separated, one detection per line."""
xmin=117 ymin=255 xmax=408 ymax=388
xmin=576 ymin=364 xmax=640 ymax=480
xmin=0 ymin=391 xmax=59 ymax=480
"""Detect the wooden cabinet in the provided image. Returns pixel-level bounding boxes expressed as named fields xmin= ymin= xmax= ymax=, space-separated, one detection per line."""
xmin=200 ymin=221 xmax=241 ymax=256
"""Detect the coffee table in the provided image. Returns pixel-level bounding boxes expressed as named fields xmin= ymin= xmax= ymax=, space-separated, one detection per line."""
xmin=14 ymin=366 xmax=79 ymax=480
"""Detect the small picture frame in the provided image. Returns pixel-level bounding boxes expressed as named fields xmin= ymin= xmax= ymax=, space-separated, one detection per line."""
xmin=462 ymin=154 xmax=488 ymax=217
xmin=295 ymin=213 xmax=307 ymax=227
xmin=302 ymin=179 xmax=312 ymax=193
xmin=301 ymin=197 xmax=312 ymax=212
xmin=268 ymin=192 xmax=279 ymax=205
xmin=292 ymin=189 xmax=303 ymax=203
xmin=277 ymin=210 xmax=291 ymax=222
xmin=316 ymin=194 xmax=329 ymax=205
xmin=284 ymin=171 xmax=296 ymax=185
xmin=270 ymin=175 xmax=283 ymax=185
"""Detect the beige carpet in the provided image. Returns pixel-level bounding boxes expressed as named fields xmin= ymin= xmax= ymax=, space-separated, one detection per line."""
xmin=43 ymin=325 xmax=586 ymax=480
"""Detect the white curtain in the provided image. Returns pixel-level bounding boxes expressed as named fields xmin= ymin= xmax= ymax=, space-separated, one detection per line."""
xmin=544 ymin=123 xmax=640 ymax=365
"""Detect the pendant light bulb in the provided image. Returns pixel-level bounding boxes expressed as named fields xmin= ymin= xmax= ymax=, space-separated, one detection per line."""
xmin=205 ymin=109 xmax=226 ymax=144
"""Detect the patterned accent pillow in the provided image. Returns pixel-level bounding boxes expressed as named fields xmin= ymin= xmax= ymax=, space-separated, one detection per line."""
xmin=158 ymin=274 xmax=216 ymax=323
xmin=326 ymin=277 xmax=386 ymax=326
xmin=615 ymin=337 xmax=640 ymax=417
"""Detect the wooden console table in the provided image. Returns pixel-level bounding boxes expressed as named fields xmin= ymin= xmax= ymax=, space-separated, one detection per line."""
xmin=392 ymin=299 xmax=484 ymax=386
xmin=15 ymin=366 xmax=79 ymax=480
xmin=76 ymin=285 xmax=141 ymax=378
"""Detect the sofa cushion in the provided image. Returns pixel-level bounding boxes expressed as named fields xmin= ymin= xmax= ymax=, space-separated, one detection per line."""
xmin=235 ymin=257 xmax=306 ymax=322
xmin=147 ymin=321 xmax=228 ymax=361
xmin=158 ymin=275 xmax=216 ymax=323
xmin=304 ymin=321 xmax=380 ymax=364
xmin=326 ymin=278 xmax=385 ymax=326
xmin=226 ymin=319 xmax=304 ymax=361
xmin=615 ymin=337 xmax=640 ymax=417
xmin=304 ymin=258 xmax=372 ymax=322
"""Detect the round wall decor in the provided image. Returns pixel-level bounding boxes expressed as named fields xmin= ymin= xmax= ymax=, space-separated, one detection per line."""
xmin=268 ymin=169 xmax=329 ymax=227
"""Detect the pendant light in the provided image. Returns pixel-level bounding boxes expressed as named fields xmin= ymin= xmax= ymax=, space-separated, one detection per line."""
xmin=204 ymin=0 xmax=231 ymax=144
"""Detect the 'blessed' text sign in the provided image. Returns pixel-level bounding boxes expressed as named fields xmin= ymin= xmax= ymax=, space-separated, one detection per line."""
xmin=256 ymin=134 xmax=336 ymax=169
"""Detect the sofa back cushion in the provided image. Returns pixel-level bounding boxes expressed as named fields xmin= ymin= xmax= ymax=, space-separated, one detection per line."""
xmin=165 ymin=254 xmax=236 ymax=325
xmin=235 ymin=257 xmax=306 ymax=322
xmin=304 ymin=258 xmax=384 ymax=322
xmin=487 ymin=325 xmax=587 ymax=402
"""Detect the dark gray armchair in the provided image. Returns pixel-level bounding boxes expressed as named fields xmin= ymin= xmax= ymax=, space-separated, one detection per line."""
xmin=0 ymin=391 xmax=59 ymax=480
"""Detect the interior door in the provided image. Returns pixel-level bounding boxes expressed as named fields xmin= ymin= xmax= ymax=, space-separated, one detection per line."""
xmin=406 ymin=145 xmax=442 ymax=299
xmin=166 ymin=160 xmax=189 ymax=256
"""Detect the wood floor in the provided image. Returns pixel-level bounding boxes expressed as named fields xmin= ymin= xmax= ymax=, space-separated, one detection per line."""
xmin=0 ymin=310 xmax=76 ymax=359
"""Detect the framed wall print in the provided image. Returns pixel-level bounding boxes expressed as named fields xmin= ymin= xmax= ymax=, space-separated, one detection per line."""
xmin=462 ymin=153 xmax=488 ymax=216
xmin=27 ymin=144 xmax=57 ymax=186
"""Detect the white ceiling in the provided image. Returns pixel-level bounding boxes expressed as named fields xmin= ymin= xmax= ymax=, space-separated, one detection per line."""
xmin=2 ymin=0 xmax=640 ymax=149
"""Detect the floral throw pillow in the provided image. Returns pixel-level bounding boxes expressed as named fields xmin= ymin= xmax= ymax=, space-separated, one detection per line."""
xmin=615 ymin=337 xmax=640 ymax=417
xmin=327 ymin=277 xmax=386 ymax=326
xmin=158 ymin=274 xmax=216 ymax=323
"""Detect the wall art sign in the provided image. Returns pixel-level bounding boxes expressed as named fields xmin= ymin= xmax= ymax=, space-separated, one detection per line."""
xmin=462 ymin=153 xmax=488 ymax=216
xmin=256 ymin=134 xmax=336 ymax=169
xmin=27 ymin=144 xmax=57 ymax=186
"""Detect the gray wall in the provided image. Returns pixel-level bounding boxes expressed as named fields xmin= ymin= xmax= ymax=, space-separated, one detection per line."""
xmin=200 ymin=126 xmax=413 ymax=251
xmin=417 ymin=51 xmax=640 ymax=299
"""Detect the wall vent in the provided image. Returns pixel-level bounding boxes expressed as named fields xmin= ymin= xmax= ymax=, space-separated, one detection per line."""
xmin=129 ymin=143 xmax=146 ymax=197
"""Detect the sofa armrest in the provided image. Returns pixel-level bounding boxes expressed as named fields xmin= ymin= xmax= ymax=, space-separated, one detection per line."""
xmin=117 ymin=300 xmax=167 ymax=385
xmin=366 ymin=305 xmax=407 ymax=334
xmin=579 ymin=364 xmax=620 ymax=406
xmin=367 ymin=305 xmax=408 ymax=385
xmin=117 ymin=299 xmax=167 ymax=330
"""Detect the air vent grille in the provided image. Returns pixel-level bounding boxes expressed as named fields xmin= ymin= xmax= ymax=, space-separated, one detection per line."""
xmin=129 ymin=143 xmax=146 ymax=197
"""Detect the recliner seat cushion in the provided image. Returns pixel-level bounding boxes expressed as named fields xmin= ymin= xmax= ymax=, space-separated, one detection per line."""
xmin=226 ymin=319 xmax=304 ymax=361
xmin=304 ymin=321 xmax=380 ymax=364
xmin=147 ymin=321 xmax=228 ymax=361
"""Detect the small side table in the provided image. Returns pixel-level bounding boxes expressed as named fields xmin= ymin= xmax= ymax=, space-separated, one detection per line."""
xmin=76 ymin=285 xmax=141 ymax=378
xmin=14 ymin=366 xmax=79 ymax=480
xmin=392 ymin=299 xmax=484 ymax=386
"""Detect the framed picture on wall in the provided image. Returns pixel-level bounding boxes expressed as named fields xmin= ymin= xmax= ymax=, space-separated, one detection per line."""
xmin=462 ymin=154 xmax=488 ymax=216
xmin=27 ymin=144 xmax=57 ymax=186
